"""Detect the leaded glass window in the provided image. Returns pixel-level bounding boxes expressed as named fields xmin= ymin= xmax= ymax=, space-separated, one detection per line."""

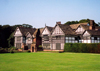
xmin=43 ymin=35 xmax=49 ymax=41
xmin=17 ymin=37 xmax=21 ymax=41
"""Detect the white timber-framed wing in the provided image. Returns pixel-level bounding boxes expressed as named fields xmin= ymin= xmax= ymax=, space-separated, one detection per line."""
xmin=83 ymin=30 xmax=100 ymax=43
xmin=51 ymin=24 xmax=65 ymax=50
xmin=42 ymin=26 xmax=53 ymax=50
xmin=14 ymin=27 xmax=23 ymax=49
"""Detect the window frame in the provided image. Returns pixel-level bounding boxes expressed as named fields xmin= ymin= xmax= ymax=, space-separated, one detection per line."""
xmin=17 ymin=37 xmax=21 ymax=41
xmin=43 ymin=35 xmax=49 ymax=41
xmin=56 ymin=36 xmax=61 ymax=40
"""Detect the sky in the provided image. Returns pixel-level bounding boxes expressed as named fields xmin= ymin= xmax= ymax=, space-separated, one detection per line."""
xmin=0 ymin=0 xmax=100 ymax=28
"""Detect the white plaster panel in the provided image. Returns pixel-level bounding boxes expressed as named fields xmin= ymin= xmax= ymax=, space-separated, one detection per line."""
xmin=42 ymin=27 xmax=50 ymax=35
xmin=26 ymin=38 xmax=32 ymax=44
xmin=61 ymin=43 xmax=64 ymax=49
xmin=83 ymin=31 xmax=90 ymax=36
xmin=82 ymin=40 xmax=91 ymax=43
xmin=26 ymin=33 xmax=32 ymax=38
xmin=15 ymin=28 xmax=22 ymax=36
xmin=75 ymin=26 xmax=85 ymax=34
xmin=53 ymin=44 xmax=56 ymax=49
xmin=52 ymin=25 xmax=64 ymax=35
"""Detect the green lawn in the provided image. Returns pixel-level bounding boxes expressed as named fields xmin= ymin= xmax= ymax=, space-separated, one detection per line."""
xmin=0 ymin=52 xmax=100 ymax=71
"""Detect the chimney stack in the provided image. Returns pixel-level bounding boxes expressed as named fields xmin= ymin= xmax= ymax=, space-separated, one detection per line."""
xmin=56 ymin=21 xmax=61 ymax=24
xmin=89 ymin=20 xmax=95 ymax=30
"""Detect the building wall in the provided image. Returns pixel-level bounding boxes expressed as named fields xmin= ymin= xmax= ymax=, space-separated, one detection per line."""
xmin=83 ymin=31 xmax=90 ymax=36
xmin=26 ymin=37 xmax=32 ymax=45
xmin=42 ymin=27 xmax=50 ymax=35
xmin=51 ymin=25 xmax=65 ymax=50
xmin=52 ymin=36 xmax=65 ymax=50
xmin=14 ymin=28 xmax=22 ymax=36
xmin=83 ymin=31 xmax=100 ymax=43
xmin=52 ymin=25 xmax=64 ymax=36
xmin=26 ymin=33 xmax=32 ymax=45
xmin=42 ymin=36 xmax=52 ymax=49
xmin=14 ymin=28 xmax=23 ymax=48
xmin=82 ymin=40 xmax=91 ymax=43
xmin=65 ymin=36 xmax=78 ymax=43
xmin=42 ymin=27 xmax=52 ymax=49
xmin=75 ymin=26 xmax=85 ymax=34
xmin=14 ymin=36 xmax=23 ymax=48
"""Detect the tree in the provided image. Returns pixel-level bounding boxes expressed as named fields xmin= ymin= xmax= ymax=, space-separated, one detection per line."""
xmin=7 ymin=32 xmax=14 ymax=48
xmin=22 ymin=24 xmax=33 ymax=28
xmin=98 ymin=22 xmax=100 ymax=26
xmin=64 ymin=19 xmax=98 ymax=26
xmin=79 ymin=19 xmax=90 ymax=23
xmin=65 ymin=21 xmax=79 ymax=25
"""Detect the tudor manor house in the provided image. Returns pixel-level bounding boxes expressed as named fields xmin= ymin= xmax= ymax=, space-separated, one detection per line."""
xmin=14 ymin=20 xmax=100 ymax=52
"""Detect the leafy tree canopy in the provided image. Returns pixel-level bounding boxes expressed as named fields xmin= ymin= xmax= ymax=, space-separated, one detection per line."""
xmin=64 ymin=19 xmax=98 ymax=26
xmin=22 ymin=24 xmax=33 ymax=28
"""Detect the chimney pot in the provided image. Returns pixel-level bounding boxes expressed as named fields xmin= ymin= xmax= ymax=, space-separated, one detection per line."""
xmin=56 ymin=21 xmax=61 ymax=24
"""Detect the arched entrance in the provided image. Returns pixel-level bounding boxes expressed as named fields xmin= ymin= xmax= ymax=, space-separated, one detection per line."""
xmin=31 ymin=44 xmax=37 ymax=52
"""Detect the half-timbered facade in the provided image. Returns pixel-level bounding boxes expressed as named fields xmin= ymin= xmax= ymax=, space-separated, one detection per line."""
xmin=70 ymin=20 xmax=100 ymax=43
xmin=82 ymin=30 xmax=100 ymax=43
xmin=41 ymin=22 xmax=78 ymax=51
xmin=51 ymin=22 xmax=78 ymax=51
xmin=14 ymin=27 xmax=36 ymax=50
xmin=14 ymin=27 xmax=43 ymax=52
xmin=14 ymin=20 xmax=100 ymax=52
xmin=41 ymin=26 xmax=53 ymax=50
xmin=41 ymin=20 xmax=100 ymax=51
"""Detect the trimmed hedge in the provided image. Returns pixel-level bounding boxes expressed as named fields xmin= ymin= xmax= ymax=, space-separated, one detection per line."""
xmin=64 ymin=43 xmax=100 ymax=53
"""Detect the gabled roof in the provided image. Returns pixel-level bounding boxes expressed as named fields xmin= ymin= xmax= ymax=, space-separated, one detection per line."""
xmin=25 ymin=32 xmax=32 ymax=37
xmin=18 ymin=27 xmax=36 ymax=36
xmin=46 ymin=26 xmax=54 ymax=32
xmin=87 ymin=30 xmax=100 ymax=36
xmin=33 ymin=29 xmax=38 ymax=36
xmin=57 ymin=24 xmax=77 ymax=36
xmin=39 ymin=28 xmax=44 ymax=35
xmin=80 ymin=25 xmax=89 ymax=30
xmin=70 ymin=22 xmax=88 ymax=30
xmin=42 ymin=26 xmax=53 ymax=34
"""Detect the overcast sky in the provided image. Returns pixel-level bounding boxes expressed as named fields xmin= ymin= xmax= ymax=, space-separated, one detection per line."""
xmin=0 ymin=0 xmax=100 ymax=28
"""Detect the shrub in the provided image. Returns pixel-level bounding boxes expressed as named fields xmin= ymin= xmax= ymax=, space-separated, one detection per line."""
xmin=0 ymin=48 xmax=9 ymax=53
xmin=27 ymin=50 xmax=31 ymax=53
xmin=97 ymin=43 xmax=100 ymax=53
xmin=64 ymin=43 xmax=100 ymax=53
xmin=10 ymin=50 xmax=14 ymax=53
xmin=59 ymin=51 xmax=64 ymax=53
xmin=39 ymin=45 xmax=42 ymax=48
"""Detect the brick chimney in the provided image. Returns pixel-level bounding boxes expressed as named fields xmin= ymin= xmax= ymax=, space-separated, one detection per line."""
xmin=89 ymin=20 xmax=95 ymax=30
xmin=56 ymin=21 xmax=61 ymax=24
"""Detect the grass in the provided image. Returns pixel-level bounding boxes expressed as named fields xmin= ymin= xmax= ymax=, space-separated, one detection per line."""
xmin=0 ymin=52 xmax=100 ymax=71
